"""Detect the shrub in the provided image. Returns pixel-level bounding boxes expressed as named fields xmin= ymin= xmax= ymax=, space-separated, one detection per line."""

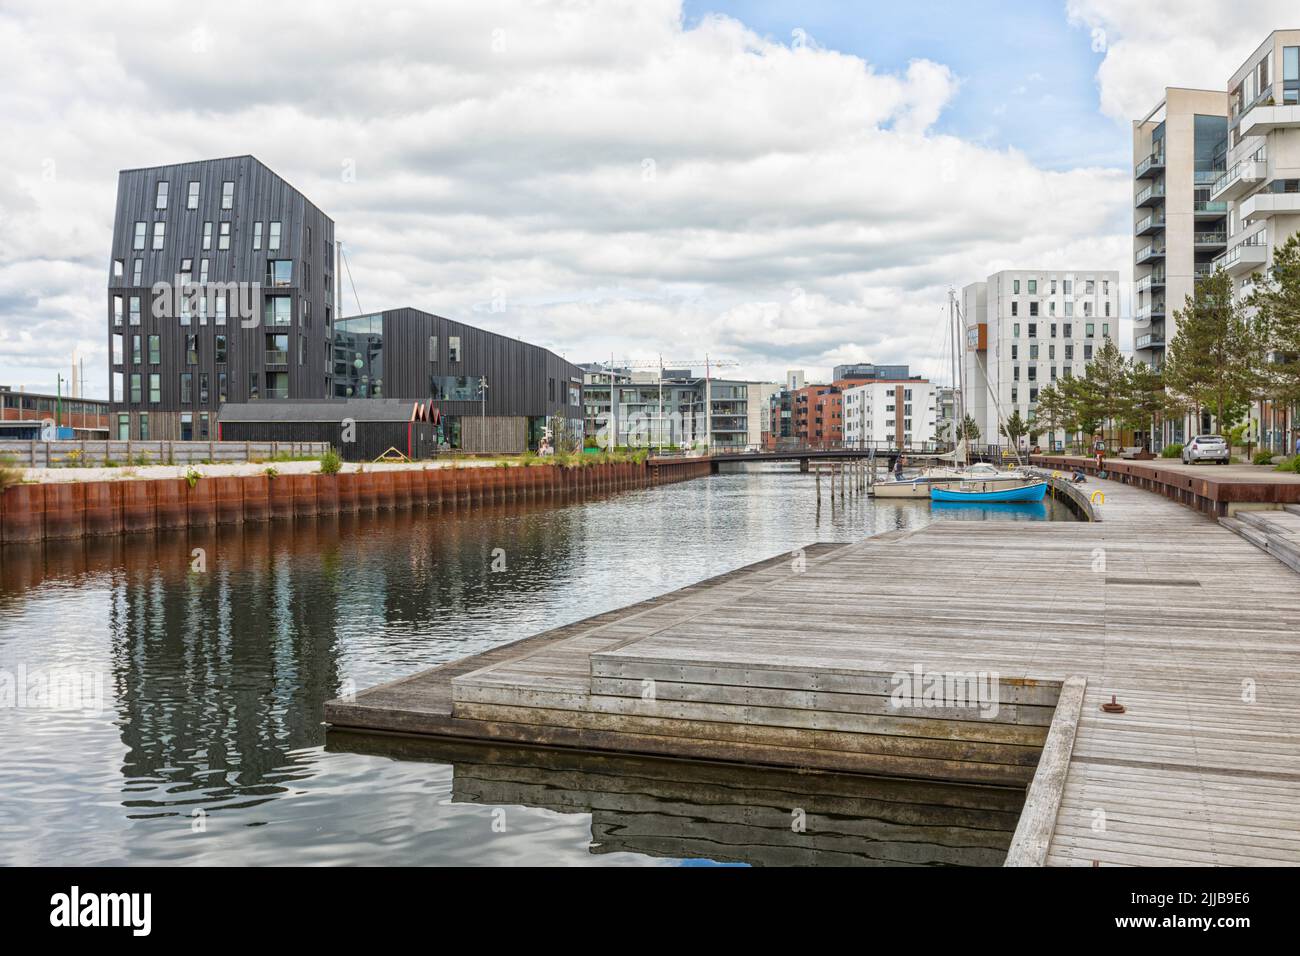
xmin=0 ymin=456 xmax=20 ymax=494
xmin=264 ymin=466 xmax=279 ymax=479
xmin=320 ymin=448 xmax=343 ymax=475
xmin=1161 ymin=443 xmax=1183 ymax=459
xmin=63 ymin=448 xmax=84 ymax=468
xmin=1254 ymin=451 xmax=1276 ymax=466
xmin=184 ymin=466 xmax=202 ymax=489
xmin=1275 ymin=456 xmax=1300 ymax=474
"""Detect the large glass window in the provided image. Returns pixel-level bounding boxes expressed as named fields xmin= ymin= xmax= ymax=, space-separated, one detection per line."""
xmin=148 ymin=334 xmax=160 ymax=364
xmin=180 ymin=373 xmax=193 ymax=404
xmin=132 ymin=334 xmax=142 ymax=364
xmin=221 ymin=181 xmax=234 ymax=209
xmin=264 ymin=295 xmax=292 ymax=326
xmin=215 ymin=335 xmax=227 ymax=363
xmin=265 ymin=260 xmax=293 ymax=286
xmin=155 ymin=181 xmax=168 ymax=210
xmin=202 ymin=222 xmax=212 ymax=250
xmin=186 ymin=334 xmax=198 ymax=365
xmin=333 ymin=313 xmax=384 ymax=397
xmin=448 ymin=335 xmax=461 ymax=362
xmin=139 ymin=413 xmax=149 ymax=440
xmin=112 ymin=333 xmax=123 ymax=365
xmin=117 ymin=414 xmax=130 ymax=440
xmin=130 ymin=373 xmax=142 ymax=404
xmin=430 ymin=376 xmax=483 ymax=401
xmin=180 ymin=412 xmax=193 ymax=440
xmin=253 ymin=221 xmax=263 ymax=250
xmin=113 ymin=295 xmax=123 ymax=326
xmin=133 ymin=221 xmax=146 ymax=250
xmin=218 ymin=222 xmax=230 ymax=250
xmin=187 ymin=181 xmax=199 ymax=209
xmin=265 ymin=333 xmax=289 ymax=365
xmin=266 ymin=372 xmax=288 ymax=400
xmin=148 ymin=373 xmax=161 ymax=404
xmin=129 ymin=296 xmax=141 ymax=325
xmin=268 ymin=221 xmax=281 ymax=251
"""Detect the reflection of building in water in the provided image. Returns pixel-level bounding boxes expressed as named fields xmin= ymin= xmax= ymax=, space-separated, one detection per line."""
xmin=333 ymin=736 xmax=1026 ymax=867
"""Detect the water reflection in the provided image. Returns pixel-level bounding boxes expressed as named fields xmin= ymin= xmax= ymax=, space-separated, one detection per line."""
xmin=0 ymin=469 xmax=1063 ymax=864
xmin=331 ymin=735 xmax=1026 ymax=867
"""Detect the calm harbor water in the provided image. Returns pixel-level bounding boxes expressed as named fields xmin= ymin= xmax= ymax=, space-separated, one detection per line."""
xmin=0 ymin=467 xmax=1067 ymax=866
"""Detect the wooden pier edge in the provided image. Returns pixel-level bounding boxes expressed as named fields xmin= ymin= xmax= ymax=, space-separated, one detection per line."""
xmin=1004 ymin=675 xmax=1087 ymax=867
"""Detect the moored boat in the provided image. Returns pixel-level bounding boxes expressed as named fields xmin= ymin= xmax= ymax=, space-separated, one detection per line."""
xmin=930 ymin=480 xmax=1048 ymax=503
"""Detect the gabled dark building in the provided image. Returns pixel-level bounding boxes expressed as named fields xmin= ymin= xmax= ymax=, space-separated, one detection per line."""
xmin=107 ymin=155 xmax=336 ymax=440
xmin=332 ymin=308 xmax=584 ymax=453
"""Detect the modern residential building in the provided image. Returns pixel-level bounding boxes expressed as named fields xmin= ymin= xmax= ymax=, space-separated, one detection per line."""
xmin=746 ymin=381 xmax=782 ymax=449
xmin=0 ymin=386 xmax=111 ymax=439
xmin=332 ymin=308 xmax=584 ymax=452
xmin=962 ymin=270 xmax=1121 ymax=450
xmin=1132 ymin=89 xmax=1230 ymax=385
xmin=935 ymin=386 xmax=956 ymax=443
xmin=581 ymin=369 xmax=766 ymax=450
xmin=832 ymin=363 xmax=911 ymax=381
xmin=107 ymin=156 xmax=337 ymax=440
xmin=842 ymin=378 xmax=937 ymax=447
xmin=1213 ymin=30 xmax=1300 ymax=446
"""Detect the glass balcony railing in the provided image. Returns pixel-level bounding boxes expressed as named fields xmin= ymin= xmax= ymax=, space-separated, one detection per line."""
xmin=1135 ymin=214 xmax=1166 ymax=233
xmin=1194 ymin=169 xmax=1226 ymax=185
xmin=1193 ymin=200 xmax=1228 ymax=214
xmin=264 ymin=350 xmax=289 ymax=365
xmin=1135 ymin=152 xmax=1165 ymax=178
xmin=1135 ymin=184 xmax=1166 ymax=206
xmin=1194 ymin=231 xmax=1227 ymax=244
xmin=1135 ymin=272 xmax=1166 ymax=292
xmin=1135 ymin=244 xmax=1166 ymax=263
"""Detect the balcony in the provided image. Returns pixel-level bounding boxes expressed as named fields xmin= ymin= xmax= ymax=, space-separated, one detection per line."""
xmin=1135 ymin=333 xmax=1166 ymax=351
xmin=1214 ymin=240 xmax=1268 ymax=276
xmin=1135 ymin=271 xmax=1165 ymax=293
xmin=1193 ymin=263 xmax=1215 ymax=280
xmin=1211 ymin=153 xmax=1267 ymax=201
xmin=1193 ymin=230 xmax=1228 ymax=249
xmin=1135 ymin=243 xmax=1166 ymax=265
xmin=1240 ymin=103 xmax=1300 ymax=138
xmin=1135 ymin=151 xmax=1165 ymax=179
xmin=266 ymin=386 xmax=289 ymax=400
xmin=1135 ymin=213 xmax=1166 ymax=236
xmin=1240 ymin=190 xmax=1300 ymax=221
xmin=1193 ymin=200 xmax=1228 ymax=217
xmin=264 ymin=349 xmax=289 ymax=366
xmin=1136 ymin=302 xmax=1166 ymax=320
xmin=1135 ymin=183 xmax=1166 ymax=207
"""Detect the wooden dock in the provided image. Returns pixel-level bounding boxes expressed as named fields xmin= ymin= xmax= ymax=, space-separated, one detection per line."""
xmin=327 ymin=475 xmax=1300 ymax=866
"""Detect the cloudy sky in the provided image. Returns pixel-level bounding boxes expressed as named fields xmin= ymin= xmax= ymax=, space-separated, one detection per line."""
xmin=0 ymin=0 xmax=1294 ymax=397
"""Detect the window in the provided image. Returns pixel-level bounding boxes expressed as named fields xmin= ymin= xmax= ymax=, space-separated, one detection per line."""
xmin=187 ymin=181 xmax=199 ymax=209
xmin=1028 ymin=323 xmax=1037 ymax=338
xmin=264 ymin=295 xmax=292 ymax=326
xmin=1086 ymin=280 xmax=1095 ymax=294
xmin=113 ymin=258 xmax=124 ymax=279
xmin=1029 ymin=301 xmax=1039 ymax=317
xmin=265 ymin=333 xmax=289 ymax=365
xmin=249 ymin=372 xmax=260 ymax=400
xmin=268 ymin=221 xmax=281 ymax=251
xmin=113 ymin=295 xmax=123 ymax=326
xmin=199 ymin=259 xmax=209 ymax=283
xmin=221 ymin=181 xmax=234 ymax=209
xmin=129 ymin=296 xmax=141 ymax=325
xmin=130 ymin=373 xmax=142 ymax=404
xmin=218 ymin=372 xmax=228 ymax=403
xmin=1084 ymin=344 xmax=1093 ymax=361
xmin=218 ymin=222 xmax=230 ymax=250
xmin=1065 ymin=344 xmax=1074 ymax=360
xmin=117 ymin=414 xmax=130 ymax=440
xmin=186 ymin=334 xmax=198 ymax=365
xmin=133 ymin=221 xmax=146 ymax=250
xmin=1050 ymin=323 xmax=1057 ymax=338
xmin=180 ymin=412 xmax=193 ymax=441
xmin=266 ymin=372 xmax=288 ymax=400
xmin=1029 ymin=344 xmax=1039 ymax=360
xmin=180 ymin=373 xmax=193 ymax=404
xmin=1028 ymin=279 xmax=1037 ymax=294
xmin=1063 ymin=323 xmax=1072 ymax=337
xmin=148 ymin=373 xmax=161 ymax=404
xmin=1086 ymin=322 xmax=1095 ymax=338
xmin=1012 ymin=323 xmax=1020 ymax=338
xmin=265 ymin=260 xmax=292 ymax=286
xmin=180 ymin=258 xmax=193 ymax=284
xmin=449 ymin=336 xmax=461 ymax=362
xmin=180 ymin=294 xmax=191 ymax=326
xmin=1050 ymin=279 xmax=1057 ymax=294
xmin=215 ymin=334 xmax=227 ymax=363
xmin=139 ymin=413 xmax=150 ymax=440
xmin=1028 ymin=366 xmax=1037 ymax=381
xmin=155 ymin=181 xmax=168 ymax=209
xmin=1063 ymin=279 xmax=1072 ymax=294
xmin=1048 ymin=344 xmax=1056 ymax=360
xmin=1103 ymin=280 xmax=1110 ymax=296
xmin=1011 ymin=301 xmax=1018 ymax=317
xmin=133 ymin=259 xmax=142 ymax=285
xmin=1102 ymin=323 xmax=1110 ymax=338
xmin=299 ymin=335 xmax=305 ymax=366
xmin=1013 ymin=279 xmax=1020 ymax=293
xmin=1064 ymin=301 xmax=1074 ymax=317
xmin=1011 ymin=344 xmax=1018 ymax=360
xmin=112 ymin=333 xmax=124 ymax=365
xmin=253 ymin=221 xmax=263 ymax=250
xmin=1105 ymin=300 xmax=1111 ymax=317
xmin=214 ymin=293 xmax=226 ymax=325
xmin=148 ymin=334 xmax=160 ymax=364
xmin=199 ymin=412 xmax=210 ymax=439
xmin=203 ymin=222 xmax=212 ymax=250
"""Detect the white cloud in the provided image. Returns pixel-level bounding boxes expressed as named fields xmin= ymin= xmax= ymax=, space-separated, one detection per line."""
xmin=0 ymin=0 xmax=1130 ymax=394
xmin=1067 ymin=1 xmax=1296 ymax=119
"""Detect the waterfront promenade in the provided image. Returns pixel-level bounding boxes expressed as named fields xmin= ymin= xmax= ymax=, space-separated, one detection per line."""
xmin=328 ymin=473 xmax=1300 ymax=866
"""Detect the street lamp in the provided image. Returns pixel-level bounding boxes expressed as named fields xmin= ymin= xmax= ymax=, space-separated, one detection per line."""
xmin=479 ymin=375 xmax=489 ymax=420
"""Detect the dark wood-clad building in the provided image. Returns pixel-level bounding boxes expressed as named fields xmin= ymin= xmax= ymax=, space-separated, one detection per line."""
xmin=217 ymin=399 xmax=439 ymax=461
xmin=332 ymin=308 xmax=583 ymax=453
xmin=107 ymin=155 xmax=335 ymax=441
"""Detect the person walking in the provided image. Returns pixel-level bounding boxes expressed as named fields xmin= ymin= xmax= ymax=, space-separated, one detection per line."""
xmin=1093 ymin=435 xmax=1106 ymax=471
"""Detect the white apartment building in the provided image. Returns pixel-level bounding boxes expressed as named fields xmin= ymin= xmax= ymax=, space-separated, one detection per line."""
xmin=1213 ymin=30 xmax=1300 ymax=447
xmin=962 ymin=270 xmax=1121 ymax=450
xmin=1132 ymin=88 xmax=1230 ymax=394
xmin=842 ymin=379 xmax=937 ymax=447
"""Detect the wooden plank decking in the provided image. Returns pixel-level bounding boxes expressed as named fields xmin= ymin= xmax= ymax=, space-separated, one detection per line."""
xmin=327 ymin=475 xmax=1300 ymax=866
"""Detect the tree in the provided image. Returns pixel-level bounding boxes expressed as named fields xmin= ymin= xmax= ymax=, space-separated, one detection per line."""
xmin=1122 ymin=360 xmax=1166 ymax=451
xmin=1029 ymin=382 xmax=1068 ymax=450
xmin=1059 ymin=373 xmax=1100 ymax=452
xmin=1248 ymin=233 xmax=1300 ymax=451
xmin=958 ymin=413 xmax=981 ymax=442
xmin=1080 ymin=338 xmax=1132 ymax=448
xmin=1000 ymin=409 xmax=1029 ymax=450
xmin=1164 ymin=268 xmax=1256 ymax=434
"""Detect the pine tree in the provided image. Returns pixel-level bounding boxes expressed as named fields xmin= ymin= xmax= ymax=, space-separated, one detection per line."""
xmin=1248 ymin=233 xmax=1300 ymax=450
xmin=1029 ymin=382 xmax=1067 ymax=450
xmin=1164 ymin=268 xmax=1255 ymax=433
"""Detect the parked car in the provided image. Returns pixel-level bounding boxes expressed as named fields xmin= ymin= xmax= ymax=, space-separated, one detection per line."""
xmin=1182 ymin=435 xmax=1230 ymax=465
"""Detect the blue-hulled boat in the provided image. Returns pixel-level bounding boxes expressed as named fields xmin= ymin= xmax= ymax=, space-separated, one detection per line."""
xmin=930 ymin=480 xmax=1047 ymax=503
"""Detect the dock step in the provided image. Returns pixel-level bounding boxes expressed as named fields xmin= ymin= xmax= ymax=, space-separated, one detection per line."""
xmin=1220 ymin=513 xmax=1300 ymax=574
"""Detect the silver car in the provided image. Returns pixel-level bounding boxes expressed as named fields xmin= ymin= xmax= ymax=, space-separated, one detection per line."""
xmin=1182 ymin=435 xmax=1230 ymax=465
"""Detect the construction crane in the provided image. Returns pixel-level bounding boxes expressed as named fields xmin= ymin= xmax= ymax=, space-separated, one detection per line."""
xmin=594 ymin=353 xmax=743 ymax=451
